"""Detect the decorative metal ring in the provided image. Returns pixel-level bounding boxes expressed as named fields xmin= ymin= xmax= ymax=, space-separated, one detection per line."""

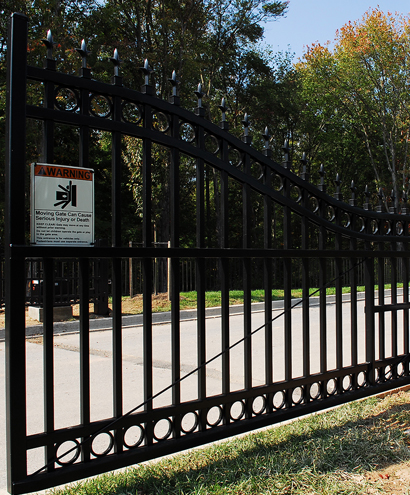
xmin=122 ymin=101 xmax=142 ymax=124
xmin=252 ymin=395 xmax=266 ymax=415
xmin=358 ymin=217 xmax=365 ymax=232
xmin=153 ymin=418 xmax=173 ymax=441
xmin=228 ymin=148 xmax=241 ymax=167
xmin=342 ymin=212 xmax=350 ymax=228
xmin=384 ymin=220 xmax=391 ymax=235
xmin=326 ymin=205 xmax=335 ymax=222
xmin=310 ymin=382 xmax=321 ymax=400
xmin=309 ymin=196 xmax=319 ymax=213
xmin=230 ymin=400 xmax=245 ymax=421
xmin=91 ymin=431 xmax=114 ymax=457
xmin=292 ymin=386 xmax=303 ymax=405
xmin=326 ymin=378 xmax=337 ymax=395
xmin=291 ymin=185 xmax=302 ymax=203
xmin=123 ymin=424 xmax=145 ymax=449
xmin=55 ymin=86 xmax=79 ymax=112
xmin=357 ymin=371 xmax=366 ymax=387
xmin=89 ymin=93 xmax=112 ymax=118
xmin=273 ymin=391 xmax=286 ymax=409
xmin=396 ymin=221 xmax=404 ymax=235
xmin=181 ymin=411 xmax=199 ymax=434
xmin=205 ymin=134 xmax=220 ymax=154
xmin=55 ymin=439 xmax=81 ymax=466
xmin=179 ymin=121 xmax=196 ymax=143
xmin=206 ymin=405 xmax=223 ymax=427
xmin=371 ymin=219 xmax=379 ymax=234
xmin=342 ymin=375 xmax=352 ymax=392
xmin=152 ymin=111 xmax=170 ymax=132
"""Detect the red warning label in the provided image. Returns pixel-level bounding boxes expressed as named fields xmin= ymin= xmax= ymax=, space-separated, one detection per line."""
xmin=34 ymin=164 xmax=93 ymax=181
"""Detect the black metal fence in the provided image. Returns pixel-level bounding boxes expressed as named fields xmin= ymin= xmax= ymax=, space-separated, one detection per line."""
xmin=5 ymin=13 xmax=410 ymax=495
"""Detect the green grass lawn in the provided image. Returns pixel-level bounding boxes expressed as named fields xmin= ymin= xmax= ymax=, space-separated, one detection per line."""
xmin=48 ymin=391 xmax=410 ymax=495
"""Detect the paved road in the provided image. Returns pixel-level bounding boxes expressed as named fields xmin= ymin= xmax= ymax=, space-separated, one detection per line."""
xmin=0 ymin=291 xmax=403 ymax=495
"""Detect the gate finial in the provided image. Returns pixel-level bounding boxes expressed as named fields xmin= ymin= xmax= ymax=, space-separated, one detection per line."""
xmin=389 ymin=189 xmax=396 ymax=213
xmin=349 ymin=180 xmax=357 ymax=206
xmin=318 ymin=164 xmax=326 ymax=192
xmin=334 ymin=173 xmax=342 ymax=200
xmin=140 ymin=59 xmax=154 ymax=95
xmin=364 ymin=185 xmax=371 ymax=211
xmin=169 ymin=70 xmax=180 ymax=105
xmin=376 ymin=187 xmax=384 ymax=212
xmin=401 ymin=191 xmax=408 ymax=215
xmin=76 ymin=39 xmax=91 ymax=77
xmin=300 ymin=152 xmax=309 ymax=181
xmin=195 ymin=83 xmax=205 ymax=117
xmin=42 ymin=29 xmax=54 ymax=59
xmin=219 ymin=98 xmax=229 ymax=130
xmin=262 ymin=127 xmax=271 ymax=158
xmin=282 ymin=139 xmax=291 ymax=170
xmin=241 ymin=114 xmax=252 ymax=145
xmin=42 ymin=29 xmax=56 ymax=70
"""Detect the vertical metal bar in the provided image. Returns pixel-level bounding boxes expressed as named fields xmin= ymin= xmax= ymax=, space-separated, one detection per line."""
xmin=403 ymin=232 xmax=409 ymax=373
xmin=142 ymin=101 xmax=153 ymax=443
xmin=391 ymin=246 xmax=398 ymax=363
xmin=243 ymin=153 xmax=252 ymax=417
xmin=220 ymin=134 xmax=230 ymax=413
xmin=5 ymin=12 xmax=28 ymax=490
xmin=318 ymin=204 xmax=327 ymax=395
xmin=350 ymin=235 xmax=358 ymax=381
xmin=378 ymin=252 xmax=385 ymax=362
xmin=335 ymin=213 xmax=343 ymax=391
xmin=79 ymin=258 xmax=90 ymax=461
xmin=301 ymin=188 xmax=310 ymax=403
xmin=111 ymin=75 xmax=123 ymax=452
xmin=263 ymin=165 xmax=273 ymax=411
xmin=169 ymin=109 xmax=181 ymax=437
xmin=196 ymin=122 xmax=206 ymax=430
xmin=42 ymin=258 xmax=55 ymax=471
xmin=283 ymin=180 xmax=292 ymax=403
xmin=365 ymin=226 xmax=375 ymax=386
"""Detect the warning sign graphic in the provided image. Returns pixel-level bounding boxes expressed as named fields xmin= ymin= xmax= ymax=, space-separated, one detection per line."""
xmin=31 ymin=163 xmax=94 ymax=246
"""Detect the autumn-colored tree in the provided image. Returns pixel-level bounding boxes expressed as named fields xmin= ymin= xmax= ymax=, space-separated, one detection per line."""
xmin=297 ymin=8 xmax=410 ymax=208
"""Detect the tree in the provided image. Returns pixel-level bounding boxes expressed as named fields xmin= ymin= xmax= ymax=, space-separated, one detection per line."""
xmin=297 ymin=8 xmax=410 ymax=208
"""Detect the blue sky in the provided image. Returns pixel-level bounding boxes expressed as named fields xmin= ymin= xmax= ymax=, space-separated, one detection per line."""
xmin=263 ymin=0 xmax=410 ymax=61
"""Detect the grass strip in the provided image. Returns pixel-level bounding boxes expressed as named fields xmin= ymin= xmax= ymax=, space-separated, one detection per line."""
xmin=49 ymin=391 xmax=410 ymax=495
xmin=116 ymin=283 xmax=403 ymax=315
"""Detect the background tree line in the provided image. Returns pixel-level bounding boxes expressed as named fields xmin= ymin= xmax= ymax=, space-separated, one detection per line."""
xmin=1 ymin=2 xmax=409 ymax=249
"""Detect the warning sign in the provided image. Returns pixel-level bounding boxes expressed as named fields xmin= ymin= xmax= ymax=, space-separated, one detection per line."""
xmin=31 ymin=163 xmax=94 ymax=246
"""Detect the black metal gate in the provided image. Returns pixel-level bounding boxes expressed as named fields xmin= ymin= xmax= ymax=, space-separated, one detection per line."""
xmin=5 ymin=13 xmax=410 ymax=494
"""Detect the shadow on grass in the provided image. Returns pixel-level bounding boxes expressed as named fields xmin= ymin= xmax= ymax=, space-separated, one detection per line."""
xmin=53 ymin=394 xmax=410 ymax=495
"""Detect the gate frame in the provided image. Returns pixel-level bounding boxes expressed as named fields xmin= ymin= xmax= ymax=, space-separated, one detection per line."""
xmin=5 ymin=12 xmax=410 ymax=494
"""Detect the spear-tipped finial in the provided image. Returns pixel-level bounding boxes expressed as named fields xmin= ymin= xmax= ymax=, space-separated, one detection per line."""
xmin=262 ymin=127 xmax=272 ymax=158
xmin=318 ymin=164 xmax=326 ymax=192
xmin=241 ymin=114 xmax=252 ymax=144
xmin=349 ymin=180 xmax=357 ymax=206
xmin=169 ymin=70 xmax=179 ymax=96
xmin=42 ymin=29 xmax=55 ymax=59
xmin=219 ymin=97 xmax=229 ymax=130
xmin=219 ymin=97 xmax=227 ymax=121
xmin=76 ymin=39 xmax=90 ymax=69
xmin=376 ymin=187 xmax=384 ymax=212
xmin=401 ymin=190 xmax=408 ymax=215
xmin=263 ymin=127 xmax=270 ymax=149
xmin=300 ymin=152 xmax=309 ymax=181
xmin=168 ymin=70 xmax=180 ymax=104
xmin=110 ymin=48 xmax=122 ymax=76
xmin=195 ymin=83 xmax=205 ymax=107
xmin=282 ymin=139 xmax=291 ymax=170
xmin=140 ymin=58 xmax=154 ymax=86
xmin=389 ymin=189 xmax=396 ymax=213
xmin=364 ymin=184 xmax=371 ymax=211
xmin=334 ymin=173 xmax=342 ymax=200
